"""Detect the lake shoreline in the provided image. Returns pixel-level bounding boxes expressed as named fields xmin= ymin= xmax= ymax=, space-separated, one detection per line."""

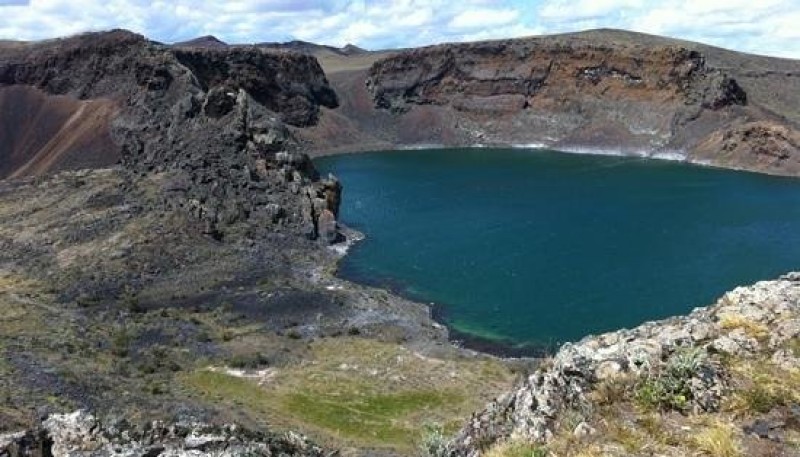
xmin=329 ymin=236 xmax=553 ymax=358
xmin=316 ymin=147 xmax=800 ymax=357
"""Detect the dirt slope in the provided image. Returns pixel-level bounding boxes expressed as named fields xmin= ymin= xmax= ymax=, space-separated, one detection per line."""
xmin=0 ymin=86 xmax=118 ymax=179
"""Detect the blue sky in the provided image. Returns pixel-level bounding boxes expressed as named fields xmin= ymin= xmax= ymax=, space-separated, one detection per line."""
xmin=0 ymin=0 xmax=798 ymax=58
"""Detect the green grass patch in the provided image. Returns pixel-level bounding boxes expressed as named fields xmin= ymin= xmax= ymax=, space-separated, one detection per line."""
xmin=485 ymin=440 xmax=548 ymax=457
xmin=284 ymin=390 xmax=460 ymax=444
xmin=183 ymin=370 xmax=265 ymax=404
xmin=183 ymin=369 xmax=463 ymax=449
xmin=181 ymin=337 xmax=515 ymax=451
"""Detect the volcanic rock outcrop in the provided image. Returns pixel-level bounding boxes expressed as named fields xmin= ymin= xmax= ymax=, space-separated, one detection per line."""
xmin=453 ymin=272 xmax=800 ymax=455
xmin=1 ymin=410 xmax=330 ymax=457
xmin=0 ymin=29 xmax=341 ymax=241
xmin=363 ymin=36 xmax=753 ymax=156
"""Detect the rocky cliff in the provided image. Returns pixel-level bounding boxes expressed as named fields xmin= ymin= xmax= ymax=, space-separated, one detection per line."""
xmin=301 ymin=29 xmax=800 ymax=176
xmin=0 ymin=29 xmax=341 ymax=241
xmin=451 ymin=273 xmax=800 ymax=456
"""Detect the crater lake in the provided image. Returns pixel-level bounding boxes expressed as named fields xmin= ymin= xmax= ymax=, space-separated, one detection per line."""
xmin=315 ymin=148 xmax=800 ymax=354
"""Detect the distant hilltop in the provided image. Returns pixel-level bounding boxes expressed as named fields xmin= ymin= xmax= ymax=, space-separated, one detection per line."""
xmin=1 ymin=27 xmax=799 ymax=180
xmin=172 ymin=34 xmax=368 ymax=56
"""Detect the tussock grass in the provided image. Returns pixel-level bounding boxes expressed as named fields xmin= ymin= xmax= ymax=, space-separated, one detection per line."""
xmin=691 ymin=420 xmax=742 ymax=457
xmin=590 ymin=376 xmax=634 ymax=406
xmin=718 ymin=314 xmax=769 ymax=341
xmin=484 ymin=440 xmax=547 ymax=457
xmin=725 ymin=358 xmax=800 ymax=417
xmin=604 ymin=420 xmax=650 ymax=454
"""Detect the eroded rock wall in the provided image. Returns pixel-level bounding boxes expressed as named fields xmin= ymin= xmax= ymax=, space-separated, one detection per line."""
xmin=365 ymin=39 xmax=748 ymax=153
xmin=0 ymin=30 xmax=342 ymax=241
xmin=295 ymin=31 xmax=800 ymax=176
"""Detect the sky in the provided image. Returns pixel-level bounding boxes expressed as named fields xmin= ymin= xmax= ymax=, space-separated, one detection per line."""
xmin=0 ymin=0 xmax=798 ymax=58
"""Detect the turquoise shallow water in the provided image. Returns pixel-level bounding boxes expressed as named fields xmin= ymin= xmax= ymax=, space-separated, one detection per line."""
xmin=315 ymin=148 xmax=800 ymax=353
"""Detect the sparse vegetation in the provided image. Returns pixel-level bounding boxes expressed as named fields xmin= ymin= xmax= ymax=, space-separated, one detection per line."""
xmin=691 ymin=420 xmax=742 ymax=457
xmin=718 ymin=314 xmax=769 ymax=342
xmin=484 ymin=439 xmax=547 ymax=457
xmin=182 ymin=338 xmax=514 ymax=451
xmin=785 ymin=337 xmax=800 ymax=357
xmin=110 ymin=327 xmax=132 ymax=357
xmin=725 ymin=357 xmax=800 ymax=417
xmin=419 ymin=422 xmax=451 ymax=457
xmin=635 ymin=347 xmax=706 ymax=412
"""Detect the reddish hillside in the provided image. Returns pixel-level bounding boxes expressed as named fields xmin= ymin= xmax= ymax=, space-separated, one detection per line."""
xmin=0 ymin=86 xmax=118 ymax=179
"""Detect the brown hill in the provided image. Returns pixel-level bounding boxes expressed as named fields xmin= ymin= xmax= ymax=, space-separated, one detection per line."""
xmin=0 ymin=86 xmax=118 ymax=179
xmin=172 ymin=35 xmax=228 ymax=48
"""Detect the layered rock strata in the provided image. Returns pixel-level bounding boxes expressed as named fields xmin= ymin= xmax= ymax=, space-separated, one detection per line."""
xmin=301 ymin=30 xmax=800 ymax=176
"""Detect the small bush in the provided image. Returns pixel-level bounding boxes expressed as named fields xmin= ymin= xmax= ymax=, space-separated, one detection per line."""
xmin=122 ymin=292 xmax=144 ymax=314
xmin=110 ymin=328 xmax=131 ymax=357
xmin=146 ymin=380 xmax=167 ymax=395
xmin=785 ymin=338 xmax=800 ymax=357
xmin=419 ymin=423 xmax=451 ymax=457
xmin=137 ymin=346 xmax=181 ymax=374
xmin=635 ymin=347 xmax=706 ymax=412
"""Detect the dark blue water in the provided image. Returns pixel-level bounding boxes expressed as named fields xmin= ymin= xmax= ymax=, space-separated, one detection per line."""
xmin=315 ymin=148 xmax=800 ymax=352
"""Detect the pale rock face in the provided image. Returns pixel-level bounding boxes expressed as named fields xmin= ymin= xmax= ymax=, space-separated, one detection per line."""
xmin=453 ymin=273 xmax=800 ymax=455
xmin=43 ymin=410 xmax=106 ymax=456
xmin=4 ymin=410 xmax=329 ymax=457
xmin=769 ymin=318 xmax=800 ymax=349
xmin=594 ymin=360 xmax=624 ymax=381
xmin=771 ymin=349 xmax=800 ymax=371
xmin=710 ymin=334 xmax=750 ymax=355
xmin=572 ymin=421 xmax=596 ymax=438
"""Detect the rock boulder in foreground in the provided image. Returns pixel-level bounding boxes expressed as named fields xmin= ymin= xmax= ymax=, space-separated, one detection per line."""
xmin=0 ymin=410 xmax=332 ymax=456
xmin=454 ymin=272 xmax=800 ymax=455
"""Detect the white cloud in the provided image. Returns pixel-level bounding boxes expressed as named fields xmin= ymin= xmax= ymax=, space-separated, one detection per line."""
xmin=620 ymin=0 xmax=797 ymax=57
xmin=449 ymin=8 xmax=519 ymax=29
xmin=0 ymin=0 xmax=797 ymax=58
xmin=539 ymin=0 xmax=642 ymax=22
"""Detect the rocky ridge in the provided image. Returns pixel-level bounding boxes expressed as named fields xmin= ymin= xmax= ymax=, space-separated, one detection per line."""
xmin=362 ymin=37 xmax=753 ymax=158
xmin=452 ymin=273 xmax=800 ymax=455
xmin=1 ymin=410 xmax=331 ymax=457
xmin=0 ymin=29 xmax=341 ymax=241
xmin=301 ymin=29 xmax=800 ymax=176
